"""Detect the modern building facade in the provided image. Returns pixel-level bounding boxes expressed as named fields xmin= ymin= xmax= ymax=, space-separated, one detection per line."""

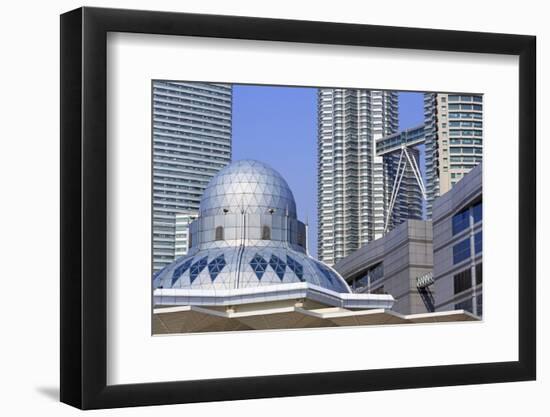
xmin=334 ymin=220 xmax=435 ymax=315
xmin=152 ymin=81 xmax=232 ymax=270
xmin=424 ymin=93 xmax=483 ymax=217
xmin=317 ymin=89 xmax=398 ymax=265
xmin=431 ymin=163 xmax=482 ymax=316
xmin=335 ymin=165 xmax=482 ymax=317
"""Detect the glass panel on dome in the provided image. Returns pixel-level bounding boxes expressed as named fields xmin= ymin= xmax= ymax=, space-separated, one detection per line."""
xmin=286 ymin=255 xmax=304 ymax=281
xmin=171 ymin=258 xmax=194 ymax=286
xmin=189 ymin=256 xmax=208 ymax=283
xmin=269 ymin=254 xmax=286 ymax=280
xmin=153 ymin=264 xmax=168 ymax=281
xmin=315 ymin=262 xmax=331 ymax=283
xmin=249 ymin=254 xmax=268 ymax=280
xmin=208 ymin=254 xmax=226 ymax=281
xmin=315 ymin=262 xmax=349 ymax=292
xmin=315 ymin=261 xmax=341 ymax=288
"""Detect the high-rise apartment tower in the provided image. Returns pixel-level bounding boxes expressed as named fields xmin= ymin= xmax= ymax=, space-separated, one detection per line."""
xmin=152 ymin=81 xmax=232 ymax=271
xmin=424 ymin=93 xmax=483 ymax=217
xmin=317 ymin=89 xmax=398 ymax=265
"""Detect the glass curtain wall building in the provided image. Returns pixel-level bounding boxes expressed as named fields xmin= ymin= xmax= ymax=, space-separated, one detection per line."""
xmin=153 ymin=81 xmax=232 ymax=271
xmin=424 ymin=93 xmax=483 ymax=217
xmin=317 ymin=89 xmax=398 ymax=265
xmin=432 ymin=164 xmax=482 ymax=316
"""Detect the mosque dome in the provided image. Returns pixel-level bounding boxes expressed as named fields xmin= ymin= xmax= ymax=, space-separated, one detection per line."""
xmin=199 ymin=159 xmax=297 ymax=217
xmin=153 ymin=159 xmax=352 ymax=295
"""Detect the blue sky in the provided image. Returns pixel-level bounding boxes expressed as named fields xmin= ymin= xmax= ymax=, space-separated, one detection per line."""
xmin=232 ymin=85 xmax=424 ymax=257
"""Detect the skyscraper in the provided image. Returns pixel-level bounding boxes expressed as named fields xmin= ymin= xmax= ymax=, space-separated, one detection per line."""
xmin=174 ymin=211 xmax=197 ymax=259
xmin=317 ymin=89 xmax=398 ymax=265
xmin=424 ymin=93 xmax=483 ymax=217
xmin=152 ymin=81 xmax=232 ymax=271
xmin=382 ymin=146 xmax=423 ymax=230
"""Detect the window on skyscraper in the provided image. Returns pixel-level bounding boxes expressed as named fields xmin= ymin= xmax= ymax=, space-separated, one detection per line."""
xmin=453 ymin=238 xmax=471 ymax=264
xmin=475 ymin=231 xmax=482 ymax=254
xmin=473 ymin=201 xmax=482 ymax=223
xmin=452 ymin=208 xmax=470 ymax=235
xmin=476 ymin=263 xmax=483 ymax=285
xmin=454 ymin=269 xmax=472 ymax=294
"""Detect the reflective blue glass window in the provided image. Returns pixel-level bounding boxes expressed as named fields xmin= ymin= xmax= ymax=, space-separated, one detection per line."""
xmin=453 ymin=238 xmax=471 ymax=264
xmin=369 ymin=262 xmax=384 ymax=283
xmin=268 ymin=254 xmax=286 ymax=280
xmin=452 ymin=208 xmax=470 ymax=235
xmin=171 ymin=258 xmax=193 ymax=286
xmin=208 ymin=254 xmax=226 ymax=281
xmin=249 ymin=254 xmax=268 ymax=280
xmin=286 ymin=255 xmax=304 ymax=281
xmin=474 ymin=231 xmax=482 ymax=254
xmin=473 ymin=201 xmax=482 ymax=224
xmin=189 ymin=256 xmax=208 ymax=283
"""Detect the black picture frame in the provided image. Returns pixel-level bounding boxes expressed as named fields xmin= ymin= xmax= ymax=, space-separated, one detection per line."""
xmin=60 ymin=6 xmax=536 ymax=410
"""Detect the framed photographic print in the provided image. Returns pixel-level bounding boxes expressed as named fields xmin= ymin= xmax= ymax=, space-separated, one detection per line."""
xmin=60 ymin=6 xmax=536 ymax=410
